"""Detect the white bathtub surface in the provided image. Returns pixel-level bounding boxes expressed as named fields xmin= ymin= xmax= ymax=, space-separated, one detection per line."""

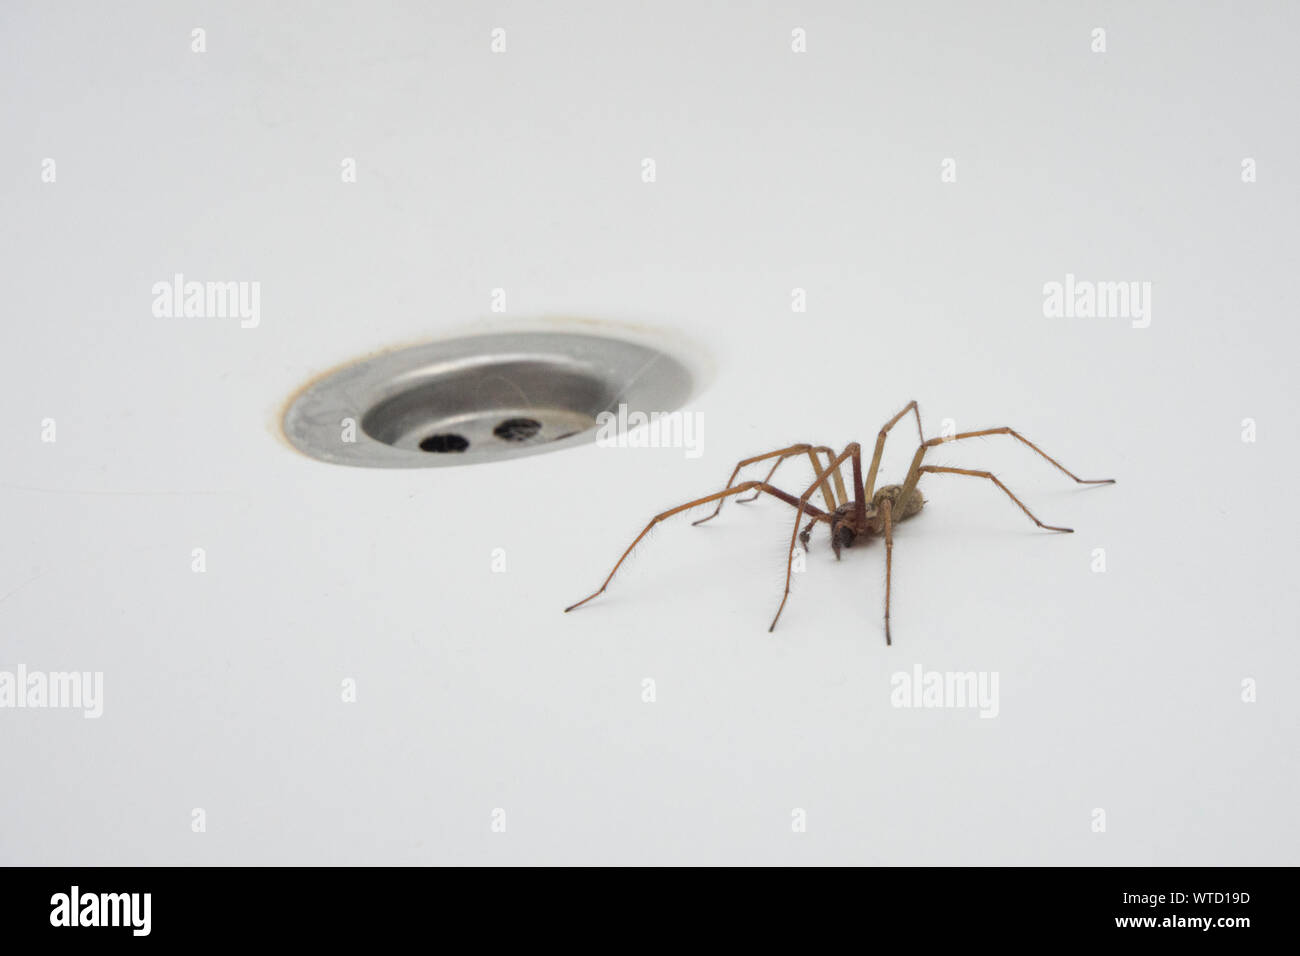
xmin=2 ymin=2 xmax=1297 ymax=864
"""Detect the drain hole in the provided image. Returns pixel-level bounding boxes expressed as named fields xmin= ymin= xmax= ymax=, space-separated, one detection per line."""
xmin=419 ymin=433 xmax=469 ymax=453
xmin=493 ymin=418 xmax=543 ymax=442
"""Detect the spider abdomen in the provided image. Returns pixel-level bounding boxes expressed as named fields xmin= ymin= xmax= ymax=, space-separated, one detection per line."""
xmin=873 ymin=484 xmax=925 ymax=521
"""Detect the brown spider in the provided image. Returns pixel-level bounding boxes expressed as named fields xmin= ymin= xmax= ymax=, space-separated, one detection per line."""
xmin=564 ymin=401 xmax=1115 ymax=644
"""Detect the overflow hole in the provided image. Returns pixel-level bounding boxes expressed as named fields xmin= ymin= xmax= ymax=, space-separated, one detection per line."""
xmin=419 ymin=433 xmax=470 ymax=453
xmin=493 ymin=418 xmax=543 ymax=442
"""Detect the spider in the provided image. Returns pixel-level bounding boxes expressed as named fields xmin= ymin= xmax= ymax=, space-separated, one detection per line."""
xmin=564 ymin=401 xmax=1115 ymax=644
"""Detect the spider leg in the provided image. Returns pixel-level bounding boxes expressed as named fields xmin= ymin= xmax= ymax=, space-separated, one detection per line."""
xmin=864 ymin=400 xmax=925 ymax=499
xmin=881 ymin=497 xmax=894 ymax=646
xmin=770 ymin=443 xmax=863 ymax=632
xmin=690 ymin=444 xmax=838 ymax=526
xmin=916 ymin=466 xmax=1074 ymax=532
xmin=893 ymin=425 xmax=1115 ymax=517
xmin=736 ymin=445 xmax=846 ymax=508
xmin=566 ymin=481 xmax=828 ymax=613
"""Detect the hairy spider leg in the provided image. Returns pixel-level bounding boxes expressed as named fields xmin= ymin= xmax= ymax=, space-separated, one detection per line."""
xmin=690 ymin=444 xmax=838 ymax=526
xmin=734 ymin=446 xmax=846 ymax=508
xmin=770 ymin=443 xmax=864 ymax=632
xmin=881 ymin=497 xmax=894 ymax=646
xmin=915 ymin=466 xmax=1075 ymax=532
xmin=863 ymin=400 xmax=925 ymax=499
xmin=894 ymin=426 xmax=1116 ymax=518
xmin=565 ymin=481 xmax=829 ymax=614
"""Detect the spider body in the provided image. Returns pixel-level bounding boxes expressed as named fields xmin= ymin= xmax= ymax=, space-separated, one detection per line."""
xmin=817 ymin=485 xmax=926 ymax=558
xmin=565 ymin=402 xmax=1113 ymax=644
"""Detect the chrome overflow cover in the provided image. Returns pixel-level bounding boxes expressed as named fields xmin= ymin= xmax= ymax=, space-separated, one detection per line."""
xmin=282 ymin=330 xmax=696 ymax=468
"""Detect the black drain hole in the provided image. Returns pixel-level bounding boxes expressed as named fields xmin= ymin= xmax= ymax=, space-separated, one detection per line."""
xmin=419 ymin=433 xmax=469 ymax=453
xmin=493 ymin=418 xmax=543 ymax=442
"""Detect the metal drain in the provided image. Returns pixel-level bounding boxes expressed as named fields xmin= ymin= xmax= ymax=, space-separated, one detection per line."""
xmin=282 ymin=330 xmax=695 ymax=468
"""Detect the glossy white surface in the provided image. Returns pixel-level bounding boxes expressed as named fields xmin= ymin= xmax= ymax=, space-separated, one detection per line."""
xmin=2 ymin=2 xmax=1297 ymax=864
